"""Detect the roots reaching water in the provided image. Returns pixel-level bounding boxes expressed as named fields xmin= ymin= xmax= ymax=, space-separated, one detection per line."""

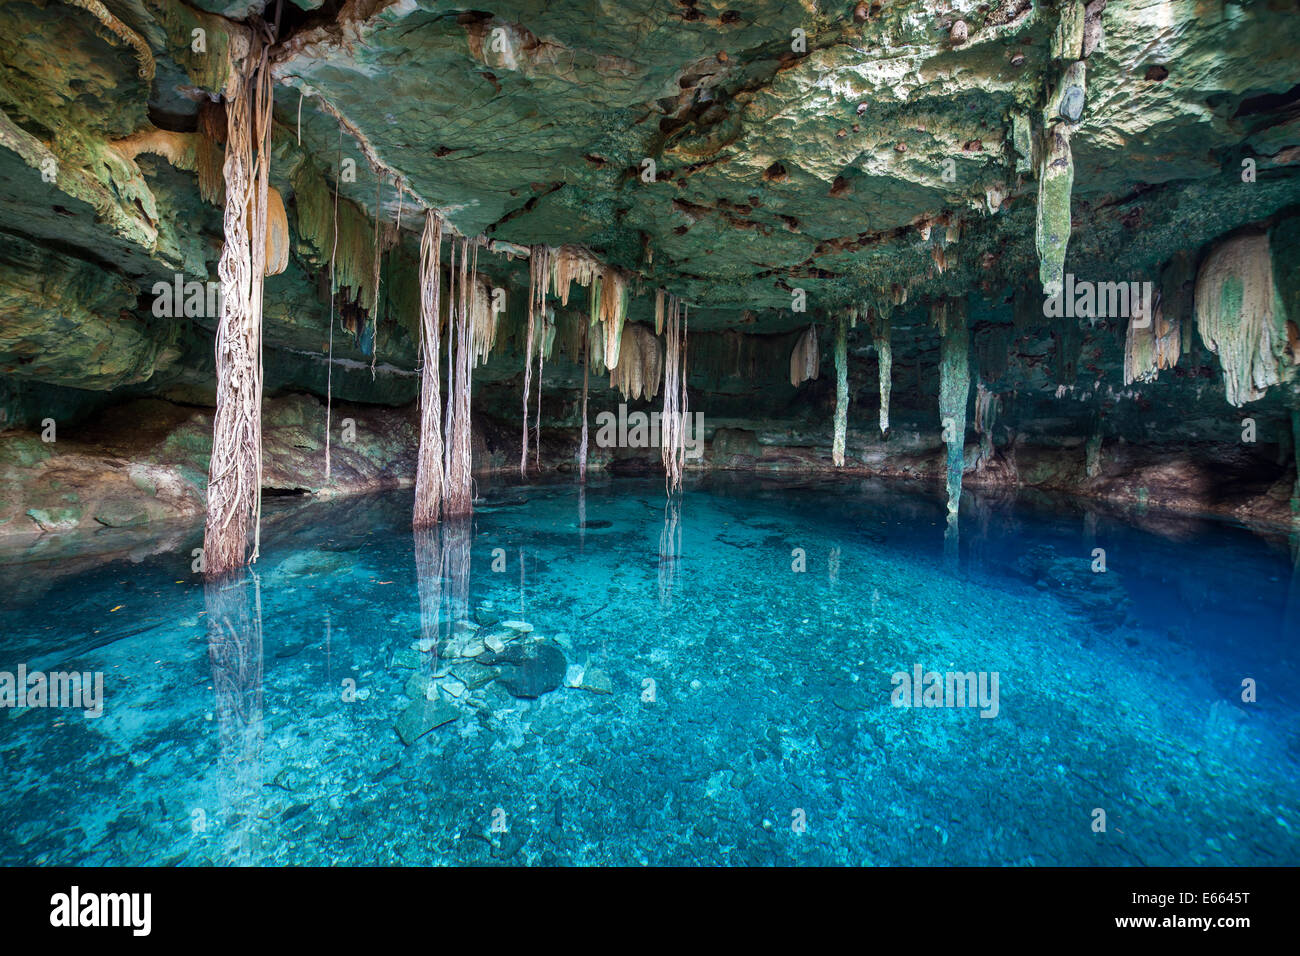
xmin=661 ymin=293 xmax=689 ymax=495
xmin=443 ymin=238 xmax=477 ymax=517
xmin=413 ymin=212 xmax=444 ymax=529
xmin=203 ymin=35 xmax=272 ymax=578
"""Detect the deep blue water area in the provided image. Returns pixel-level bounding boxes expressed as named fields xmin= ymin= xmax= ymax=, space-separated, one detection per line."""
xmin=1 ymin=475 xmax=1296 ymax=865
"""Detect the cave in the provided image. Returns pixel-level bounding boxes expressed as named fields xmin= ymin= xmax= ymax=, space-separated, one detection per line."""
xmin=0 ymin=0 xmax=1298 ymax=888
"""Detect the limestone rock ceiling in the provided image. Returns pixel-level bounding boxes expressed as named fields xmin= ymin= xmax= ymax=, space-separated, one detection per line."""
xmin=0 ymin=0 xmax=1299 ymax=403
xmin=266 ymin=0 xmax=1300 ymax=328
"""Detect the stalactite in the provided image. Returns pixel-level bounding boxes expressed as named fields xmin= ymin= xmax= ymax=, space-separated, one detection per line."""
xmin=196 ymin=100 xmax=226 ymax=206
xmin=1194 ymin=232 xmax=1291 ymax=406
xmin=973 ymin=382 xmax=999 ymax=465
xmin=549 ymin=246 xmax=627 ymax=370
xmin=290 ymin=161 xmax=379 ymax=314
xmin=609 ymin=323 xmax=662 ymax=401
xmin=870 ymin=306 xmax=892 ymax=436
xmin=1036 ymin=123 xmax=1074 ymax=298
xmin=789 ymin=323 xmax=820 ymax=387
xmin=661 ymin=295 xmax=689 ymax=495
xmin=1124 ymin=291 xmax=1180 ymax=386
xmin=935 ymin=298 xmax=971 ymax=518
xmin=413 ymin=211 xmax=444 ymax=530
xmin=203 ymin=35 xmax=272 ymax=578
xmin=832 ymin=313 xmax=848 ymax=467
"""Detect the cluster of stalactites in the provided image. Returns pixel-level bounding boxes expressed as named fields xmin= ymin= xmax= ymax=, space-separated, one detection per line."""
xmin=1193 ymin=232 xmax=1295 ymax=406
xmin=790 ymin=324 xmax=820 ymax=387
xmin=610 ymin=323 xmax=663 ymax=402
xmin=550 ymin=245 xmax=629 ymax=371
xmin=1034 ymin=1 xmax=1103 ymax=297
xmin=1123 ymin=291 xmax=1181 ymax=387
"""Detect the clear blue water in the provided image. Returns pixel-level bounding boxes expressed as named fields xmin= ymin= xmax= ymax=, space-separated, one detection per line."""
xmin=1 ymin=475 xmax=1297 ymax=866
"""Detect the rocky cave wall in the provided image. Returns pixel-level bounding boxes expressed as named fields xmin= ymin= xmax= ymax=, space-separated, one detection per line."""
xmin=2 ymin=0 xmax=1300 ymax=541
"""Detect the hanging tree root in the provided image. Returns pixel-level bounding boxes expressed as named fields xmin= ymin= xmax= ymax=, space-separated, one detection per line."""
xmin=413 ymin=211 xmax=445 ymax=529
xmin=203 ymin=34 xmax=272 ymax=578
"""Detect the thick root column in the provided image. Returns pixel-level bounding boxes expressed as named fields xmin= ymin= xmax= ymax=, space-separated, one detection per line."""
xmin=832 ymin=313 xmax=848 ymax=467
xmin=936 ymin=298 xmax=971 ymax=516
xmin=443 ymin=238 xmax=477 ymax=517
xmin=413 ymin=212 xmax=444 ymax=529
xmin=203 ymin=37 xmax=272 ymax=578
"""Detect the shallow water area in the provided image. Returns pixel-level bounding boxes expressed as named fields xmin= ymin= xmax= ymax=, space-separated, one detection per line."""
xmin=0 ymin=475 xmax=1297 ymax=866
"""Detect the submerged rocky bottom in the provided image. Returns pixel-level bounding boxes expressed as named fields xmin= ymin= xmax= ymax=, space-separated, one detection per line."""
xmin=0 ymin=476 xmax=1297 ymax=866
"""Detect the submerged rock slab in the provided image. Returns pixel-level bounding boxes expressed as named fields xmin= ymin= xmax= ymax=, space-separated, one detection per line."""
xmin=393 ymin=697 xmax=460 ymax=746
xmin=483 ymin=642 xmax=567 ymax=699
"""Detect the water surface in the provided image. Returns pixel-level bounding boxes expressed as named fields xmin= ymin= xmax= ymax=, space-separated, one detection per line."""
xmin=1 ymin=476 xmax=1296 ymax=866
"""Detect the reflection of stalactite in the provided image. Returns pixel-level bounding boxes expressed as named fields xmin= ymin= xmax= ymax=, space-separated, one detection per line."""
xmin=205 ymin=573 xmax=263 ymax=866
xmin=658 ymin=498 xmax=681 ymax=606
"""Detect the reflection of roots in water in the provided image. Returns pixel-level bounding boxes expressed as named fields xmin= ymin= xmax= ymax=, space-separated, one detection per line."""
xmin=204 ymin=572 xmax=264 ymax=866
xmin=414 ymin=519 xmax=473 ymax=666
xmin=659 ymin=499 xmax=681 ymax=605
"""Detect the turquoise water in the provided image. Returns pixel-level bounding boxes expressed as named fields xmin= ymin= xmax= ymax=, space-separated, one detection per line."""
xmin=1 ymin=476 xmax=1297 ymax=866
